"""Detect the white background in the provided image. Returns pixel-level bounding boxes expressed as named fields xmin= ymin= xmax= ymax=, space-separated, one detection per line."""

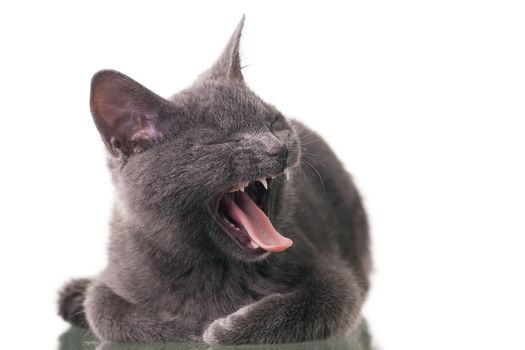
xmin=1 ymin=1 xmax=524 ymax=349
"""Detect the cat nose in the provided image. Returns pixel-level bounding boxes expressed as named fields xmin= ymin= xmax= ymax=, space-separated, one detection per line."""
xmin=266 ymin=144 xmax=288 ymax=165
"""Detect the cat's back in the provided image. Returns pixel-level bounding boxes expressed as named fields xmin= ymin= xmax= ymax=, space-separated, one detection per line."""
xmin=287 ymin=120 xmax=371 ymax=285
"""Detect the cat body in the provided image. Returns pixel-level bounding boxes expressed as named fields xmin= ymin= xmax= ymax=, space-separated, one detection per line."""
xmin=58 ymin=17 xmax=371 ymax=344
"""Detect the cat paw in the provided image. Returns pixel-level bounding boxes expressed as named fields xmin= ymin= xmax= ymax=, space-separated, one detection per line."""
xmin=202 ymin=303 xmax=255 ymax=345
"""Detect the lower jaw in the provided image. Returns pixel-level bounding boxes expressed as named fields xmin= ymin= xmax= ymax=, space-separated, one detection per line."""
xmin=223 ymin=226 xmax=268 ymax=256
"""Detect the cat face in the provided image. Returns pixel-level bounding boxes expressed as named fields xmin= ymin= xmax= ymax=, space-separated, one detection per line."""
xmin=90 ymin=18 xmax=301 ymax=262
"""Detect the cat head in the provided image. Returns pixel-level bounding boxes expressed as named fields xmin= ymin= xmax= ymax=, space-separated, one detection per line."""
xmin=90 ymin=17 xmax=301 ymax=262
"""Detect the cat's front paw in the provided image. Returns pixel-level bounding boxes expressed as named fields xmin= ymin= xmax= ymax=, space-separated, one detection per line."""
xmin=202 ymin=303 xmax=255 ymax=345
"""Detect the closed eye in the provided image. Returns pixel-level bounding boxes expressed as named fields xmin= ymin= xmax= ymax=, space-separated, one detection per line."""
xmin=201 ymin=138 xmax=242 ymax=146
xmin=269 ymin=114 xmax=283 ymax=131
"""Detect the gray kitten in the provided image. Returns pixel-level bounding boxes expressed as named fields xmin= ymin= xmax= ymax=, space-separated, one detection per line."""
xmin=58 ymin=17 xmax=371 ymax=345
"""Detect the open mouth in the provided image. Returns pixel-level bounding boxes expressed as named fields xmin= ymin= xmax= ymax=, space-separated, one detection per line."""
xmin=209 ymin=174 xmax=293 ymax=255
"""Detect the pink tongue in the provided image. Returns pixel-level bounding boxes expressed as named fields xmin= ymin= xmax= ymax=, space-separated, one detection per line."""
xmin=224 ymin=192 xmax=293 ymax=252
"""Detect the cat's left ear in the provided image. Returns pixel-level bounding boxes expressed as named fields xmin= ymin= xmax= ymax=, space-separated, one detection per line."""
xmin=90 ymin=70 xmax=173 ymax=157
xmin=199 ymin=15 xmax=245 ymax=82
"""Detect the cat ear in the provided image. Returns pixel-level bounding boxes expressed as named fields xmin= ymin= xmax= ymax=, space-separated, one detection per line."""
xmin=90 ymin=70 xmax=171 ymax=156
xmin=200 ymin=15 xmax=245 ymax=82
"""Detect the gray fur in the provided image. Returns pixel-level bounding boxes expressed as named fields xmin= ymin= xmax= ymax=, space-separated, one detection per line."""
xmin=58 ymin=17 xmax=371 ymax=344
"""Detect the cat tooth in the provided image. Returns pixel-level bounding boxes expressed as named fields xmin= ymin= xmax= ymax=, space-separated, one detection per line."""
xmin=258 ymin=178 xmax=268 ymax=189
xmin=284 ymin=168 xmax=290 ymax=180
xmin=250 ymin=241 xmax=259 ymax=249
xmin=237 ymin=181 xmax=248 ymax=192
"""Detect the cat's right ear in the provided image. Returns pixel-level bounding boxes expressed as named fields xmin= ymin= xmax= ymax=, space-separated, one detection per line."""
xmin=90 ymin=70 xmax=172 ymax=157
xmin=198 ymin=16 xmax=245 ymax=82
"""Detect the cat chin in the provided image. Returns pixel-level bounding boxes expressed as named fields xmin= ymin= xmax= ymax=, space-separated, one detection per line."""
xmin=229 ymin=249 xmax=271 ymax=263
xmin=205 ymin=225 xmax=270 ymax=262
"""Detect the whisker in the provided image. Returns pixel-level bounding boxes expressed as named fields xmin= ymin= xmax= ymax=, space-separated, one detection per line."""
xmin=297 ymin=128 xmax=319 ymax=139
xmin=301 ymin=153 xmax=327 ymax=168
xmin=300 ymin=138 xmax=323 ymax=146
xmin=301 ymin=159 xmax=326 ymax=193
